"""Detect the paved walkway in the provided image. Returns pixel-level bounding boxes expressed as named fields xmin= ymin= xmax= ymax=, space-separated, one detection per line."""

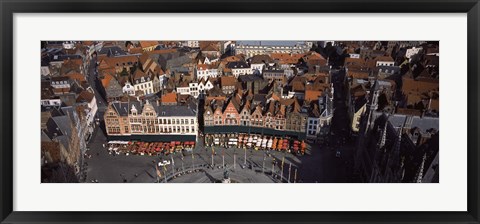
xmin=85 ymin=123 xmax=353 ymax=183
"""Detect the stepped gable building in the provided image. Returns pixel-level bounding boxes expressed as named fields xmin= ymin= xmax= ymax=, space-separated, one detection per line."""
xmin=104 ymin=100 xmax=198 ymax=138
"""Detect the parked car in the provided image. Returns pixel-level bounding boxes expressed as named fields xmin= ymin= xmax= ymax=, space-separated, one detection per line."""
xmin=159 ymin=160 xmax=171 ymax=166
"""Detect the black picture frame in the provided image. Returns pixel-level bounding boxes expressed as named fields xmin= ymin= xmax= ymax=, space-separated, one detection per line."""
xmin=1 ymin=0 xmax=479 ymax=223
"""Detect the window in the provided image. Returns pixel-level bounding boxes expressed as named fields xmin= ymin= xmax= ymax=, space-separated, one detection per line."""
xmin=191 ymin=119 xmax=194 ymax=124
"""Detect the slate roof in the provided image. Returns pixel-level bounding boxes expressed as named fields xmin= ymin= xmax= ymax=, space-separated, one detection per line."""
xmin=45 ymin=116 xmax=72 ymax=141
xmin=157 ymin=105 xmax=196 ymax=117
xmin=253 ymin=94 xmax=267 ymax=106
xmin=264 ymin=69 xmax=284 ymax=74
xmin=165 ymin=55 xmax=192 ymax=70
xmin=226 ymin=61 xmax=249 ymax=69
xmin=377 ymin=112 xmax=439 ymax=133
xmin=49 ymin=54 xmax=82 ymax=62
xmin=238 ymin=74 xmax=264 ymax=82
xmin=411 ymin=116 xmax=439 ymax=132
xmin=112 ymin=101 xmax=142 ymax=117
xmin=98 ymin=46 xmax=127 ymax=56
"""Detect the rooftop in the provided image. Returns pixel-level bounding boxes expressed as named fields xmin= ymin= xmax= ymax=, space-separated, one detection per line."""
xmin=157 ymin=105 xmax=196 ymax=117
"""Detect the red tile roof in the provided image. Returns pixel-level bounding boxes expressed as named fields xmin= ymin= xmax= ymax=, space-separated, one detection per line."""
xmin=304 ymin=90 xmax=322 ymax=102
xmin=221 ymin=76 xmax=236 ymax=87
xmin=270 ymin=53 xmax=304 ymax=64
xmin=161 ymin=92 xmax=177 ymax=104
xmin=139 ymin=41 xmax=159 ymax=49
xmin=76 ymin=91 xmax=95 ymax=103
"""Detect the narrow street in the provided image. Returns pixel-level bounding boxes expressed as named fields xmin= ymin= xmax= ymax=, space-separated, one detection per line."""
xmin=328 ymin=69 xmax=355 ymax=181
xmin=87 ymin=57 xmax=107 ymax=119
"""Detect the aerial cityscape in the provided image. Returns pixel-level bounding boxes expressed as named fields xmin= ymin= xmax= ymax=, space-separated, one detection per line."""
xmin=41 ymin=40 xmax=439 ymax=183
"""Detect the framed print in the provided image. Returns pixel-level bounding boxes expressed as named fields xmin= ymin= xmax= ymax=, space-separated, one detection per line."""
xmin=1 ymin=0 xmax=479 ymax=223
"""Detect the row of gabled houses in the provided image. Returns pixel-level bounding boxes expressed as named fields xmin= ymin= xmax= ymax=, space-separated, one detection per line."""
xmin=103 ymin=100 xmax=198 ymax=141
xmin=203 ymin=84 xmax=334 ymax=140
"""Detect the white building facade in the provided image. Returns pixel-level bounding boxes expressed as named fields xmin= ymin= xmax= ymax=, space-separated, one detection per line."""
xmin=406 ymin=47 xmax=423 ymax=59
xmin=235 ymin=41 xmax=310 ymax=58
xmin=195 ymin=65 xmax=219 ymax=81
xmin=376 ymin=60 xmax=395 ymax=67
xmin=122 ymin=82 xmax=136 ymax=96
xmin=232 ymin=67 xmax=253 ymax=78
xmin=133 ymin=76 xmax=154 ymax=96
